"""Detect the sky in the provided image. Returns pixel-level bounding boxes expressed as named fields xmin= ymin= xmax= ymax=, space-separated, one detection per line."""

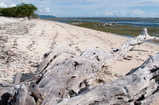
xmin=0 ymin=0 xmax=159 ymax=17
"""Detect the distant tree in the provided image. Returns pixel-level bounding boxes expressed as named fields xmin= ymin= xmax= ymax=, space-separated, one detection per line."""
xmin=0 ymin=3 xmax=38 ymax=20
xmin=1 ymin=7 xmax=12 ymax=17
xmin=0 ymin=8 xmax=2 ymax=16
xmin=1 ymin=7 xmax=17 ymax=17
xmin=16 ymin=3 xmax=37 ymax=20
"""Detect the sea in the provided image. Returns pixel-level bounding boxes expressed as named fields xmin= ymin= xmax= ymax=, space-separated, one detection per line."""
xmin=40 ymin=17 xmax=159 ymax=28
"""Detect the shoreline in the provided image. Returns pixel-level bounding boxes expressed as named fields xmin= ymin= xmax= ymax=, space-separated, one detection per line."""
xmin=58 ymin=19 xmax=159 ymax=44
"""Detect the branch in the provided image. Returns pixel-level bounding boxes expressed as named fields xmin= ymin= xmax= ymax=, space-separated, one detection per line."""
xmin=10 ymin=84 xmax=36 ymax=105
xmin=13 ymin=73 xmax=22 ymax=84
xmin=12 ymin=85 xmax=28 ymax=105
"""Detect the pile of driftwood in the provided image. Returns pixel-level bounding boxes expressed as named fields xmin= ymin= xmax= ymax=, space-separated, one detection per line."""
xmin=0 ymin=28 xmax=159 ymax=105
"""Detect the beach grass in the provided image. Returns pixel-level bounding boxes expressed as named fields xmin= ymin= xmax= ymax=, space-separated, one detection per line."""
xmin=70 ymin=22 xmax=159 ymax=37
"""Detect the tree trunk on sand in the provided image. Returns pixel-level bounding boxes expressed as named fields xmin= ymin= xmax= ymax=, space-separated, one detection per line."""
xmin=0 ymin=28 xmax=159 ymax=105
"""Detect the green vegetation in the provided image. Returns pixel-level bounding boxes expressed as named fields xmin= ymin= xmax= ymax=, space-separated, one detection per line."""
xmin=71 ymin=22 xmax=159 ymax=37
xmin=0 ymin=8 xmax=2 ymax=15
xmin=0 ymin=3 xmax=38 ymax=20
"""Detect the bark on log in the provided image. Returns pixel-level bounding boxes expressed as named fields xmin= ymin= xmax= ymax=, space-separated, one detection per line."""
xmin=0 ymin=28 xmax=159 ymax=105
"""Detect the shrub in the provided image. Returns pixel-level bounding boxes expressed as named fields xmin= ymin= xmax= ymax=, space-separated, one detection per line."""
xmin=0 ymin=3 xmax=38 ymax=20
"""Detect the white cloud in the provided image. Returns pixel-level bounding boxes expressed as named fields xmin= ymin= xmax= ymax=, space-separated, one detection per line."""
xmin=36 ymin=7 xmax=51 ymax=15
xmin=9 ymin=4 xmax=16 ymax=7
xmin=131 ymin=10 xmax=143 ymax=16
xmin=40 ymin=2 xmax=47 ymax=4
xmin=105 ymin=11 xmax=113 ymax=16
xmin=0 ymin=3 xmax=7 ymax=8
xmin=44 ymin=7 xmax=50 ymax=13
xmin=0 ymin=3 xmax=16 ymax=8
xmin=104 ymin=9 xmax=144 ymax=17
xmin=116 ymin=9 xmax=144 ymax=17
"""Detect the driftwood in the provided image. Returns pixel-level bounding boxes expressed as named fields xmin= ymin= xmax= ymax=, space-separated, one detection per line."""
xmin=58 ymin=53 xmax=159 ymax=105
xmin=0 ymin=28 xmax=159 ymax=105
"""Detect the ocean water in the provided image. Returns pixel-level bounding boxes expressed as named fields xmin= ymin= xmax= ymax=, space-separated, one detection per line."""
xmin=41 ymin=17 xmax=159 ymax=28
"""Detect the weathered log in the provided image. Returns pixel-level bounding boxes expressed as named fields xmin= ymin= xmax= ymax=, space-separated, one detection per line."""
xmin=39 ymin=53 xmax=97 ymax=104
xmin=57 ymin=52 xmax=159 ymax=105
xmin=36 ymin=46 xmax=76 ymax=74
xmin=80 ymin=28 xmax=159 ymax=65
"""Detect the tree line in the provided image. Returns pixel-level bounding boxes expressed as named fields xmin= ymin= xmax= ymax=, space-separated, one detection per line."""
xmin=0 ymin=3 xmax=38 ymax=20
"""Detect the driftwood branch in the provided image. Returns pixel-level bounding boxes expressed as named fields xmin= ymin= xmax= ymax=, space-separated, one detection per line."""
xmin=0 ymin=28 xmax=159 ymax=105
xmin=29 ymin=82 xmax=42 ymax=100
xmin=58 ymin=52 xmax=159 ymax=105
xmin=12 ymin=85 xmax=28 ymax=105
xmin=13 ymin=73 xmax=22 ymax=84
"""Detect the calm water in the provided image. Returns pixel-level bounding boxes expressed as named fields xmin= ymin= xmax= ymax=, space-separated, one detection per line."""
xmin=41 ymin=17 xmax=159 ymax=28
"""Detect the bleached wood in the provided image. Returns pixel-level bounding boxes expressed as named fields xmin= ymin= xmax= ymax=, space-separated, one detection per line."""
xmin=12 ymin=84 xmax=28 ymax=105
xmin=57 ymin=52 xmax=159 ymax=105
xmin=13 ymin=73 xmax=22 ymax=84
xmin=10 ymin=84 xmax=36 ymax=105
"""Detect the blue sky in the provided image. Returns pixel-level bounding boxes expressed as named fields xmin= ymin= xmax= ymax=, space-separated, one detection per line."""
xmin=0 ymin=0 xmax=159 ymax=17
